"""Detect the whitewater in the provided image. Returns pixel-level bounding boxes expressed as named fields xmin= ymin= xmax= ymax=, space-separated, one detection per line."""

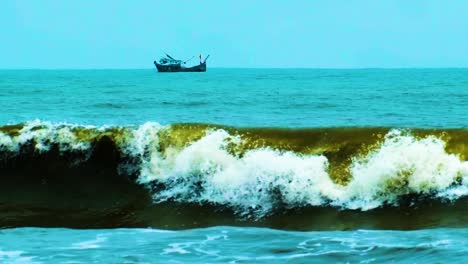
xmin=1 ymin=120 xmax=467 ymax=219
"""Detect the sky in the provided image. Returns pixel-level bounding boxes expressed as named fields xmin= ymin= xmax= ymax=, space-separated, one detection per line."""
xmin=1 ymin=0 xmax=468 ymax=69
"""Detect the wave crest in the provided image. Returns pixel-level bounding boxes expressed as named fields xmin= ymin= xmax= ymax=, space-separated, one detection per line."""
xmin=1 ymin=120 xmax=467 ymax=218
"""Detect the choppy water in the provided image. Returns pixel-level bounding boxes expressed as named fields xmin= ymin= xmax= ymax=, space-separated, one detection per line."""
xmin=1 ymin=69 xmax=467 ymax=263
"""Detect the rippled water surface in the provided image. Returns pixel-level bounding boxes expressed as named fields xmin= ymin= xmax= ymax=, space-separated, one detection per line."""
xmin=1 ymin=227 xmax=467 ymax=264
xmin=1 ymin=69 xmax=467 ymax=127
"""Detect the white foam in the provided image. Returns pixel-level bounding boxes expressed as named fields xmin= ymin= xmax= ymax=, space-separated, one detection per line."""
xmin=131 ymin=129 xmax=468 ymax=216
xmin=0 ymin=250 xmax=38 ymax=263
xmin=0 ymin=120 xmax=91 ymax=153
xmin=0 ymin=132 xmax=17 ymax=151
xmin=120 ymin=122 xmax=165 ymax=182
xmin=162 ymin=243 xmax=191 ymax=255
xmin=336 ymin=130 xmax=468 ymax=209
xmin=71 ymin=236 xmax=107 ymax=250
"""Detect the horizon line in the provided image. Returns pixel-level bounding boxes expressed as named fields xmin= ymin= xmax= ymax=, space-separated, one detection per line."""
xmin=1 ymin=66 xmax=468 ymax=71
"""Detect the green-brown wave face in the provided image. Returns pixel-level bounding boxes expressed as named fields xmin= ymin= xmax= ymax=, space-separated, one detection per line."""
xmin=0 ymin=121 xmax=467 ymax=229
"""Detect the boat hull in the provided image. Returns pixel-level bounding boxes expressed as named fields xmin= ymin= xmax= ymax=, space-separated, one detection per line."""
xmin=154 ymin=61 xmax=206 ymax=72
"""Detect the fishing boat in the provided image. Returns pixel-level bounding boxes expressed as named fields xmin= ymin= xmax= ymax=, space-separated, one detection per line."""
xmin=154 ymin=54 xmax=209 ymax=72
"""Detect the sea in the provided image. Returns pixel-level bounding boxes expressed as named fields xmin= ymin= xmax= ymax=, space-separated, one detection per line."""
xmin=0 ymin=68 xmax=467 ymax=263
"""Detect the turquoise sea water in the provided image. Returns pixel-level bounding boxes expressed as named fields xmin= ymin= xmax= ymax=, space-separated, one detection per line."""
xmin=0 ymin=69 xmax=467 ymax=263
xmin=1 ymin=227 xmax=467 ymax=264
xmin=1 ymin=69 xmax=467 ymax=127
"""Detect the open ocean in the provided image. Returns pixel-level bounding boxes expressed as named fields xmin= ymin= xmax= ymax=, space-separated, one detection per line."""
xmin=0 ymin=68 xmax=467 ymax=263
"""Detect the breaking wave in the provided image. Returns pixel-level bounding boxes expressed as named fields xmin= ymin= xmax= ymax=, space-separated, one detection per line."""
xmin=0 ymin=120 xmax=467 ymax=228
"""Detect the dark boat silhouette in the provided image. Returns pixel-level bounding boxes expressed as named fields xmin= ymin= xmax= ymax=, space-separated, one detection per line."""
xmin=154 ymin=54 xmax=209 ymax=72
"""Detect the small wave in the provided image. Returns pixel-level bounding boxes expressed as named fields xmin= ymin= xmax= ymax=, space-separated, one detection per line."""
xmin=93 ymin=103 xmax=128 ymax=109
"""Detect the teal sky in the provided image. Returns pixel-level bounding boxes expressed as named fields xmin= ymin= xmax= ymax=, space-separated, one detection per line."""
xmin=1 ymin=0 xmax=468 ymax=69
